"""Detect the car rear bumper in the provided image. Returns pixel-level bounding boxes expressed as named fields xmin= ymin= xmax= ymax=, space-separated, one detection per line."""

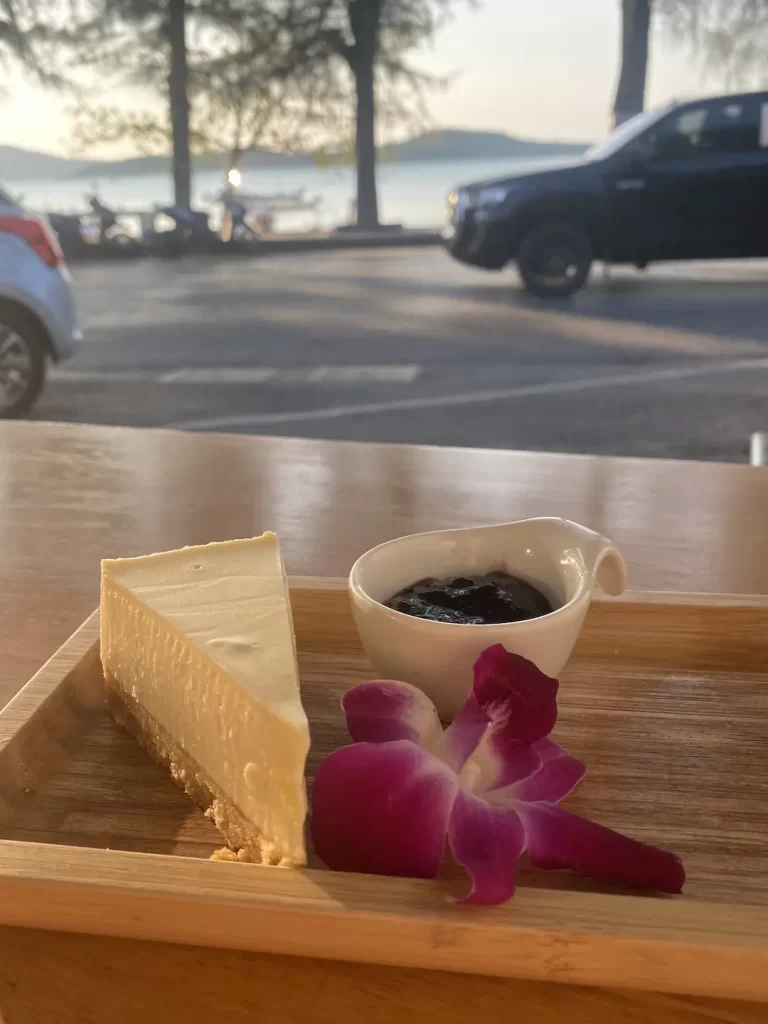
xmin=43 ymin=266 xmax=81 ymax=361
xmin=0 ymin=234 xmax=82 ymax=362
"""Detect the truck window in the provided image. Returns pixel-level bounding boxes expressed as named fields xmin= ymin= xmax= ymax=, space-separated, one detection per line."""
xmin=651 ymin=99 xmax=762 ymax=160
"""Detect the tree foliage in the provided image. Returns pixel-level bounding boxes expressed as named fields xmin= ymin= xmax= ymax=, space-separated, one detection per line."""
xmin=66 ymin=1 xmax=345 ymax=165
xmin=611 ymin=0 xmax=768 ymax=131
xmin=0 ymin=0 xmax=82 ymax=86
xmin=287 ymin=0 xmax=455 ymax=137
xmin=283 ymin=0 xmax=465 ymax=227
xmin=22 ymin=0 xmax=466 ymax=223
xmin=657 ymin=0 xmax=768 ymax=89
xmin=189 ymin=2 xmax=348 ymax=165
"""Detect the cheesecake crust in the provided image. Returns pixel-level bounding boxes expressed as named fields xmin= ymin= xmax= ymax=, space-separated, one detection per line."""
xmin=104 ymin=670 xmax=280 ymax=864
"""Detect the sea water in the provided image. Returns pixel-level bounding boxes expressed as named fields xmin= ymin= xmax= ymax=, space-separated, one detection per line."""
xmin=10 ymin=156 xmax=560 ymax=232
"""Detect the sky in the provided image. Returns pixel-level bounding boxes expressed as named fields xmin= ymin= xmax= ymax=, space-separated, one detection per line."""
xmin=0 ymin=0 xmax=721 ymax=157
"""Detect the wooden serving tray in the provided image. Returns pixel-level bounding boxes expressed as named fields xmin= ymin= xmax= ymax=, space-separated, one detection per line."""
xmin=1 ymin=579 xmax=768 ymax=1003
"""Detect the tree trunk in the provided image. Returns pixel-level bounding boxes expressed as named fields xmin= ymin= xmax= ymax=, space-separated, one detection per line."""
xmin=612 ymin=0 xmax=652 ymax=128
xmin=167 ymin=0 xmax=191 ymax=209
xmin=353 ymin=60 xmax=378 ymax=229
xmin=349 ymin=0 xmax=382 ymax=230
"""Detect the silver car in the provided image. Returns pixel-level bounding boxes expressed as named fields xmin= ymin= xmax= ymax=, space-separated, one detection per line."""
xmin=0 ymin=188 xmax=80 ymax=417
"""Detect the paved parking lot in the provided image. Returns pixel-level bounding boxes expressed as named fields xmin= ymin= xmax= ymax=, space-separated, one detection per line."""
xmin=34 ymin=246 xmax=768 ymax=461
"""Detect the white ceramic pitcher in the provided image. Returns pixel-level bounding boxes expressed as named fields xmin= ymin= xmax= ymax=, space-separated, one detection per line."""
xmin=349 ymin=518 xmax=627 ymax=719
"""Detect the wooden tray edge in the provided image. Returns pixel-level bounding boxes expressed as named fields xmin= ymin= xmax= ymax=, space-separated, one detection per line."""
xmin=1 ymin=838 xmax=767 ymax=1002
xmin=0 ymin=611 xmax=100 ymax=755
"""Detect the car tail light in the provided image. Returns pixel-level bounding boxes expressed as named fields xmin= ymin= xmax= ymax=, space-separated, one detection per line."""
xmin=0 ymin=214 xmax=63 ymax=268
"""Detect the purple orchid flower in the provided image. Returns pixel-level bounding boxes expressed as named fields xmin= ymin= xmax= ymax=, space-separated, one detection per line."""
xmin=311 ymin=644 xmax=685 ymax=904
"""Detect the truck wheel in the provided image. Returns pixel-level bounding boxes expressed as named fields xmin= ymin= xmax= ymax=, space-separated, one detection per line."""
xmin=517 ymin=222 xmax=592 ymax=298
xmin=0 ymin=304 xmax=47 ymax=418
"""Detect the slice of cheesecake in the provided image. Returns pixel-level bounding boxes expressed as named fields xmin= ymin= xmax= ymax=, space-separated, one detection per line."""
xmin=100 ymin=532 xmax=309 ymax=866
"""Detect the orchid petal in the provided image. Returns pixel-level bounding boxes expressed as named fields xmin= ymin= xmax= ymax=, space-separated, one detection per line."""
xmin=342 ymin=680 xmax=442 ymax=747
xmin=516 ymin=802 xmax=685 ymax=894
xmin=533 ymin=737 xmax=570 ymax=763
xmin=471 ymin=732 xmax=542 ymax=793
xmin=493 ymin=752 xmax=587 ymax=804
xmin=439 ymin=696 xmax=490 ymax=771
xmin=447 ymin=791 xmax=526 ymax=905
xmin=472 ymin=645 xmax=559 ymax=745
xmin=311 ymin=740 xmax=458 ymax=879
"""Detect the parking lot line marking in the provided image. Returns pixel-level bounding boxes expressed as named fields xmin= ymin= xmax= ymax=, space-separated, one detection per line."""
xmin=159 ymin=368 xmax=278 ymax=384
xmin=47 ymin=369 xmax=154 ymax=382
xmin=51 ymin=365 xmax=423 ymax=385
xmin=168 ymin=355 xmax=768 ymax=431
xmin=283 ymin=365 xmax=422 ymax=384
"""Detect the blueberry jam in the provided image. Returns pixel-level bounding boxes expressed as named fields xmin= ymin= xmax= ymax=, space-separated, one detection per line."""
xmin=385 ymin=572 xmax=554 ymax=625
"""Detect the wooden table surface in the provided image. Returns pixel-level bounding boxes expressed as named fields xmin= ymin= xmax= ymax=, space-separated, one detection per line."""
xmin=2 ymin=419 xmax=768 ymax=1024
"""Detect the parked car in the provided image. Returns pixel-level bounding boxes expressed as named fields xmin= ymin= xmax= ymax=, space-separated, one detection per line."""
xmin=0 ymin=189 xmax=80 ymax=416
xmin=445 ymin=90 xmax=768 ymax=297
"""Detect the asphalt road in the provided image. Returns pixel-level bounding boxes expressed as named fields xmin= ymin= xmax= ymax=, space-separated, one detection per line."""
xmin=33 ymin=246 xmax=768 ymax=461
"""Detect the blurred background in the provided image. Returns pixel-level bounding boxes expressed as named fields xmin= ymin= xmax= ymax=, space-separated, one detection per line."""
xmin=0 ymin=0 xmax=767 ymax=462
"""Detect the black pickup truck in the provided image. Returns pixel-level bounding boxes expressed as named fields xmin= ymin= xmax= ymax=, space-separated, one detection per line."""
xmin=444 ymin=91 xmax=768 ymax=297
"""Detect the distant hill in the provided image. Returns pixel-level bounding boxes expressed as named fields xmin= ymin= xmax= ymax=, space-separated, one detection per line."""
xmin=0 ymin=145 xmax=92 ymax=180
xmin=72 ymin=147 xmax=308 ymax=180
xmin=389 ymin=129 xmax=589 ymax=161
xmin=0 ymin=128 xmax=591 ymax=182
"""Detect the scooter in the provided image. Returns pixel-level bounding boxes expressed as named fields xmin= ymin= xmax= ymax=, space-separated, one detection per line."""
xmin=150 ymin=206 xmax=219 ymax=257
